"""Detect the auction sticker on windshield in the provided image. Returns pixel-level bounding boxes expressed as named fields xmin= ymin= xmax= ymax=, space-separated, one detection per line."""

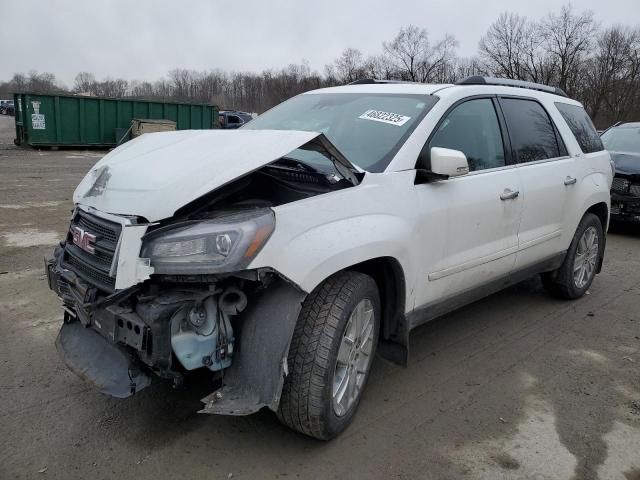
xmin=358 ymin=110 xmax=411 ymax=126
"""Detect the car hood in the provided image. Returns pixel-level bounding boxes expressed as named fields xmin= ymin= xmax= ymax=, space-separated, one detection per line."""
xmin=74 ymin=129 xmax=359 ymax=222
xmin=610 ymin=151 xmax=640 ymax=176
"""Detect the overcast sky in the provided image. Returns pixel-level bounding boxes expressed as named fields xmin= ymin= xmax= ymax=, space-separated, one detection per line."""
xmin=1 ymin=0 xmax=639 ymax=86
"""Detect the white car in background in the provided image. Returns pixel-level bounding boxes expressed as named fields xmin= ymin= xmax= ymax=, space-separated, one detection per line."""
xmin=46 ymin=76 xmax=612 ymax=440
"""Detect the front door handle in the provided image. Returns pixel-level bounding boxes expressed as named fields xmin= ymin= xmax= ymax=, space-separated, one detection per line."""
xmin=564 ymin=176 xmax=577 ymax=186
xmin=500 ymin=188 xmax=520 ymax=200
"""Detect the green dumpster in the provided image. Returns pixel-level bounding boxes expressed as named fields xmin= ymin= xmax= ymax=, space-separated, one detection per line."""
xmin=13 ymin=93 xmax=219 ymax=148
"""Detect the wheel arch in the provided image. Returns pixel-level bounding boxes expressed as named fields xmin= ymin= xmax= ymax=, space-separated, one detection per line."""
xmin=584 ymin=201 xmax=609 ymax=273
xmin=585 ymin=201 xmax=609 ymax=232
xmin=346 ymin=256 xmax=409 ymax=366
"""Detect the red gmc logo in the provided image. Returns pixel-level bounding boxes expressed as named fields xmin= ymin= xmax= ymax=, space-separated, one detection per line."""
xmin=71 ymin=226 xmax=96 ymax=254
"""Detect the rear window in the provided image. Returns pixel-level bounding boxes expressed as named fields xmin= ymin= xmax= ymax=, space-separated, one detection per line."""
xmin=555 ymin=103 xmax=604 ymax=154
xmin=499 ymin=98 xmax=562 ymax=163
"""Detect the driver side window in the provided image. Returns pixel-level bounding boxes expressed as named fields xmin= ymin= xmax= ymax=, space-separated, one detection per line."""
xmin=429 ymin=98 xmax=505 ymax=172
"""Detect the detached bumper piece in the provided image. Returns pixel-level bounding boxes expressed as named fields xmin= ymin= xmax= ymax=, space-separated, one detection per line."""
xmin=56 ymin=321 xmax=152 ymax=398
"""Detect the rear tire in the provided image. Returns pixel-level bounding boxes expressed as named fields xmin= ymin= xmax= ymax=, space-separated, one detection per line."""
xmin=277 ymin=271 xmax=380 ymax=440
xmin=542 ymin=213 xmax=604 ymax=299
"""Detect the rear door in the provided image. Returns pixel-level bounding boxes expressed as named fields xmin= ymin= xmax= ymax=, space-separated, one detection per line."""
xmin=498 ymin=96 xmax=577 ymax=269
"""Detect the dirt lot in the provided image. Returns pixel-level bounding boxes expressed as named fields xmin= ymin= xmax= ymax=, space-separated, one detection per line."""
xmin=0 ymin=113 xmax=639 ymax=480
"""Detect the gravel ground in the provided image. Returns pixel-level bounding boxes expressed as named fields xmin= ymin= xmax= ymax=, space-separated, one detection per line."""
xmin=0 ymin=114 xmax=639 ymax=480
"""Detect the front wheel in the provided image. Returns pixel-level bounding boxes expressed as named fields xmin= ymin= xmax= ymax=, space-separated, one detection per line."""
xmin=542 ymin=213 xmax=604 ymax=299
xmin=277 ymin=271 xmax=380 ymax=440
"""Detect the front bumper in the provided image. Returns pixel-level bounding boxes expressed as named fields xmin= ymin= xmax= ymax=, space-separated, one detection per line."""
xmin=56 ymin=320 xmax=152 ymax=398
xmin=46 ymin=247 xmax=184 ymax=397
xmin=610 ymin=192 xmax=640 ymax=222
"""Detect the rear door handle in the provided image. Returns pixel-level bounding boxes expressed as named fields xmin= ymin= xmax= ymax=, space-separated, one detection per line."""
xmin=564 ymin=176 xmax=577 ymax=186
xmin=500 ymin=188 xmax=520 ymax=200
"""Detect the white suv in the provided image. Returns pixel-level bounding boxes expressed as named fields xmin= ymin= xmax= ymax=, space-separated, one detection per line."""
xmin=47 ymin=76 xmax=612 ymax=440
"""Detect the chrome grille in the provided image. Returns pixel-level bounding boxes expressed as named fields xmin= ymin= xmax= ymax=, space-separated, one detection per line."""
xmin=77 ymin=214 xmax=119 ymax=243
xmin=63 ymin=210 xmax=121 ymax=292
xmin=630 ymin=184 xmax=640 ymax=197
xmin=612 ymin=177 xmax=629 ymax=192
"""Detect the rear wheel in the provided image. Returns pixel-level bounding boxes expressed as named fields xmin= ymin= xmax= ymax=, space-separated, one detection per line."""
xmin=277 ymin=271 xmax=380 ymax=440
xmin=542 ymin=213 xmax=604 ymax=299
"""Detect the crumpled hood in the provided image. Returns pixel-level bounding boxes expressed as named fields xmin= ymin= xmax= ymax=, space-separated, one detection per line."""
xmin=610 ymin=151 xmax=640 ymax=176
xmin=74 ymin=129 xmax=324 ymax=221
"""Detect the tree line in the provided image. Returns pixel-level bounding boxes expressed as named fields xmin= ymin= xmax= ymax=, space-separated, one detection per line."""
xmin=1 ymin=4 xmax=638 ymax=128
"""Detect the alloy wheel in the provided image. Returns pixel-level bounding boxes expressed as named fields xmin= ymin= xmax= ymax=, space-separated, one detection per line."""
xmin=573 ymin=226 xmax=599 ymax=289
xmin=332 ymin=298 xmax=375 ymax=417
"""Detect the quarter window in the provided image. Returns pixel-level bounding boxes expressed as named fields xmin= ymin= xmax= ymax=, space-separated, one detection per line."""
xmin=429 ymin=98 xmax=505 ymax=171
xmin=555 ymin=103 xmax=604 ymax=154
xmin=500 ymin=98 xmax=561 ymax=163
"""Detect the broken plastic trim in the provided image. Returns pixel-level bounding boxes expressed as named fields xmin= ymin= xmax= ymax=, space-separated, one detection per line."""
xmin=200 ymin=280 xmax=306 ymax=415
xmin=56 ymin=320 xmax=152 ymax=398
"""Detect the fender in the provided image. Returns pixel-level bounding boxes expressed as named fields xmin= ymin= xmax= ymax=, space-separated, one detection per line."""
xmin=250 ymin=171 xmax=419 ymax=308
xmin=256 ymin=213 xmax=415 ymax=300
xmin=577 ymin=172 xmax=611 ymax=229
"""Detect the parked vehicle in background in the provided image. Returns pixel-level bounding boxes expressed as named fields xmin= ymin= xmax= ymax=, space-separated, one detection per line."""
xmin=0 ymin=100 xmax=14 ymax=115
xmin=601 ymin=122 xmax=640 ymax=222
xmin=219 ymin=110 xmax=253 ymax=129
xmin=46 ymin=77 xmax=611 ymax=440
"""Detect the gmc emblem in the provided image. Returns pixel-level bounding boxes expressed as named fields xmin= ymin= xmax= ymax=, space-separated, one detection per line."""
xmin=71 ymin=226 xmax=96 ymax=254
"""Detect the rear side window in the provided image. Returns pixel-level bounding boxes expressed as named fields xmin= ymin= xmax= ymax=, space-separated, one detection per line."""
xmin=500 ymin=98 xmax=562 ymax=163
xmin=555 ymin=103 xmax=604 ymax=154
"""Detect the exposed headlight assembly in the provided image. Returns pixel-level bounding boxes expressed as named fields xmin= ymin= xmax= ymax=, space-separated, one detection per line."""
xmin=141 ymin=209 xmax=275 ymax=274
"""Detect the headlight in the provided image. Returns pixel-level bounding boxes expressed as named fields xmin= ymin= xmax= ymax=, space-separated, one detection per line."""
xmin=141 ymin=209 xmax=275 ymax=274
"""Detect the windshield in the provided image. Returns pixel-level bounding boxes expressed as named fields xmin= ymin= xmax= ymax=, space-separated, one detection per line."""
xmin=243 ymin=93 xmax=438 ymax=172
xmin=601 ymin=126 xmax=640 ymax=154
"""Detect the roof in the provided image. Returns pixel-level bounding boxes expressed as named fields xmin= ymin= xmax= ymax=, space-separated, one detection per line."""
xmin=305 ymin=83 xmax=453 ymax=95
xmin=614 ymin=122 xmax=640 ymax=128
xmin=304 ymin=80 xmax=576 ymax=102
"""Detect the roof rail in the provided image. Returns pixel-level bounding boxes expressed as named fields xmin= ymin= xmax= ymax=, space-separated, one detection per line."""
xmin=347 ymin=78 xmax=416 ymax=85
xmin=456 ymin=76 xmax=568 ymax=98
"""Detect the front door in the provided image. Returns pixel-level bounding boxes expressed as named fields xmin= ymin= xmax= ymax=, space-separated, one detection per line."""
xmin=413 ymin=97 xmax=523 ymax=307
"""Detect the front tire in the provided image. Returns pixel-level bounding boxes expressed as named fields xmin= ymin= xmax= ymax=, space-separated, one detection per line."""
xmin=542 ymin=213 xmax=604 ymax=299
xmin=277 ymin=271 xmax=380 ymax=440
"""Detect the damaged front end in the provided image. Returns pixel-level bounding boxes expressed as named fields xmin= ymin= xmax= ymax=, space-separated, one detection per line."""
xmin=47 ymin=221 xmax=305 ymax=411
xmin=47 ymin=129 xmax=359 ymax=414
xmin=610 ymin=152 xmax=640 ymax=222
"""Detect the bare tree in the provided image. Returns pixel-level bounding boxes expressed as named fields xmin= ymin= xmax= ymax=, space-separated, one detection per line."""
xmin=479 ymin=13 xmax=527 ymax=79
xmin=384 ymin=25 xmax=457 ymax=82
xmin=478 ymin=13 xmax=554 ymax=83
xmin=384 ymin=25 xmax=429 ymax=81
xmin=334 ymin=48 xmax=366 ymax=83
xmin=362 ymin=54 xmax=395 ymax=80
xmin=541 ymin=4 xmax=597 ymax=95
xmin=590 ymin=26 xmax=640 ymax=122
xmin=73 ymin=72 xmax=97 ymax=94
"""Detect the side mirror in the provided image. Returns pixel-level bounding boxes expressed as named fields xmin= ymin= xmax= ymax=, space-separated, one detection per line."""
xmin=430 ymin=147 xmax=469 ymax=177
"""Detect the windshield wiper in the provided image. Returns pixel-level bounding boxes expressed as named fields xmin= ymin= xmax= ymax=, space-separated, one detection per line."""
xmin=272 ymin=157 xmax=320 ymax=173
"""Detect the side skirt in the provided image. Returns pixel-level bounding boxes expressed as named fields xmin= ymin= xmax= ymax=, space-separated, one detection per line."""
xmin=393 ymin=252 xmax=566 ymax=365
